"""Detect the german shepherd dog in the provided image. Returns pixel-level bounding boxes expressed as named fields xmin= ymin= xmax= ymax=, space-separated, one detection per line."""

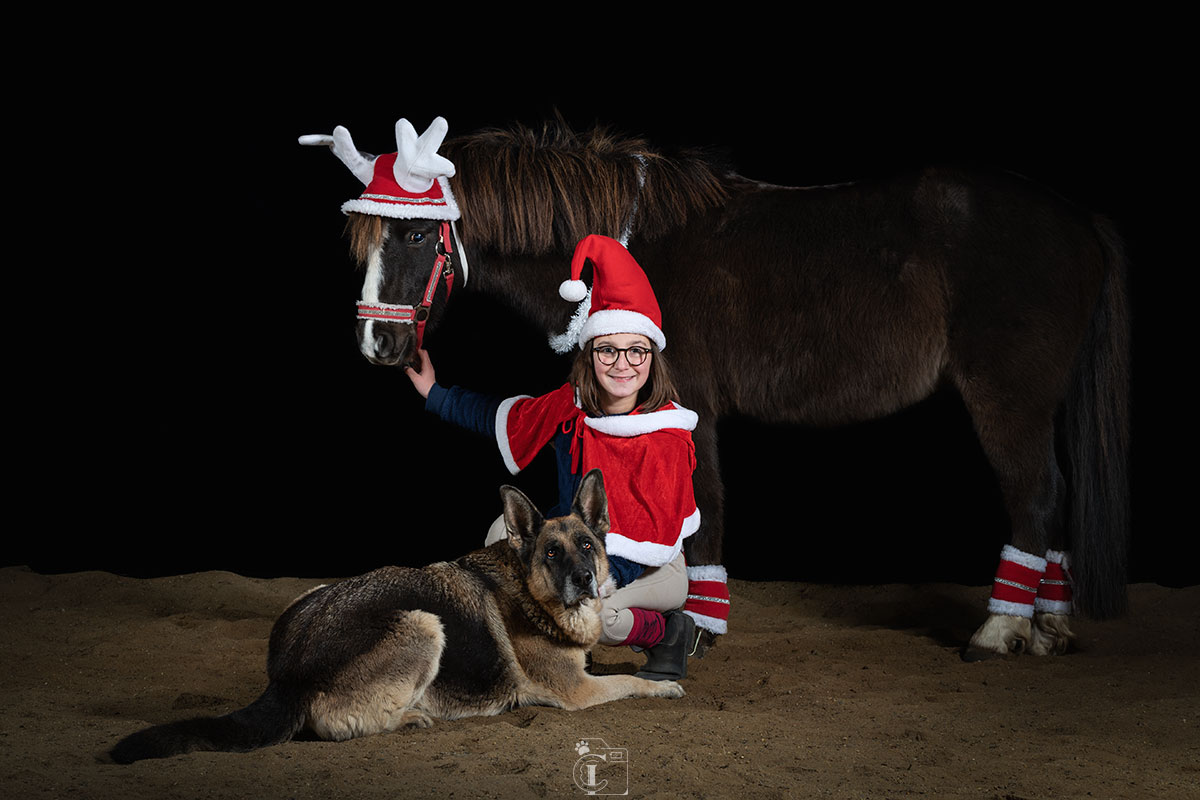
xmin=110 ymin=469 xmax=683 ymax=763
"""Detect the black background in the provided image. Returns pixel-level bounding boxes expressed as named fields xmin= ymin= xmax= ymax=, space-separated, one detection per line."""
xmin=9 ymin=32 xmax=1186 ymax=588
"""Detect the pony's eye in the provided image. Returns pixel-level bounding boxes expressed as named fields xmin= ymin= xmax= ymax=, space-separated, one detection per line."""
xmin=408 ymin=231 xmax=426 ymax=245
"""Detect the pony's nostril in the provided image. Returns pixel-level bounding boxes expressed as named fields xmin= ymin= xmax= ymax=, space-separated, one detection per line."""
xmin=373 ymin=331 xmax=395 ymax=359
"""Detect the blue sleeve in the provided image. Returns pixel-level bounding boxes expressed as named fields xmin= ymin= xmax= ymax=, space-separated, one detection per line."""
xmin=606 ymin=554 xmax=646 ymax=590
xmin=425 ymin=384 xmax=503 ymax=439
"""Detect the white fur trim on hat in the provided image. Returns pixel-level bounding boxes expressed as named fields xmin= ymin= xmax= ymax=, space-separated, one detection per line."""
xmin=578 ymin=309 xmax=666 ymax=351
xmin=549 ymin=291 xmax=593 ymax=354
xmin=340 ymin=175 xmax=461 ymax=221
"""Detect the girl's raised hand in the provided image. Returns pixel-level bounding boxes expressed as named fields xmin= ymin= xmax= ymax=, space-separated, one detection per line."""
xmin=404 ymin=348 xmax=437 ymax=399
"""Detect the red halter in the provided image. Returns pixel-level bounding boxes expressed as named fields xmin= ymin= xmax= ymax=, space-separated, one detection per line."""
xmin=355 ymin=221 xmax=455 ymax=351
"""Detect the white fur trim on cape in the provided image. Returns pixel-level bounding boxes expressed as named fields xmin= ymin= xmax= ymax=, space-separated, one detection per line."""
xmin=579 ymin=308 xmax=666 ymax=351
xmin=605 ymin=508 xmax=699 ymax=567
xmin=495 ymin=395 xmax=532 ymax=475
xmin=584 ymin=404 xmax=698 ymax=437
xmin=999 ymin=544 xmax=1048 ymax=573
xmin=687 ymin=564 xmax=728 ymax=583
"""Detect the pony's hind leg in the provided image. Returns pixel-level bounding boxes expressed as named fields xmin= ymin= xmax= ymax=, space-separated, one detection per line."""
xmin=1030 ymin=550 xmax=1075 ymax=656
xmin=1030 ymin=612 xmax=1075 ymax=656
xmin=959 ymin=385 xmax=1065 ymax=659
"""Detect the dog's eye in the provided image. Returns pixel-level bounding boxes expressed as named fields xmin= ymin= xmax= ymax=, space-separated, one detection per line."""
xmin=580 ymin=541 xmax=592 ymax=551
xmin=545 ymin=548 xmax=557 ymax=560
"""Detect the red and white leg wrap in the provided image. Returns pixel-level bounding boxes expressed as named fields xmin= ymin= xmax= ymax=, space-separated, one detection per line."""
xmin=683 ymin=565 xmax=730 ymax=635
xmin=987 ymin=545 xmax=1047 ymax=618
xmin=1035 ymin=549 xmax=1073 ymax=615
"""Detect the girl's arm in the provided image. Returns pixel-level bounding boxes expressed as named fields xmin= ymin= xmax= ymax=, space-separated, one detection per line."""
xmin=405 ymin=349 xmax=503 ymax=439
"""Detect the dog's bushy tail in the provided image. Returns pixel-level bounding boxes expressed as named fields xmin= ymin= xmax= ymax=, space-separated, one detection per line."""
xmin=110 ymin=683 xmax=304 ymax=764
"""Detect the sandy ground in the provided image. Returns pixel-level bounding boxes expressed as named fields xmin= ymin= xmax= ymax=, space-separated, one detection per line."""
xmin=1 ymin=566 xmax=1196 ymax=799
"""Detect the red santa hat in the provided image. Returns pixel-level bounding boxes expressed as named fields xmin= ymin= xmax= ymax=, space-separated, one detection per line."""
xmin=299 ymin=117 xmax=460 ymax=221
xmin=557 ymin=235 xmax=666 ymax=351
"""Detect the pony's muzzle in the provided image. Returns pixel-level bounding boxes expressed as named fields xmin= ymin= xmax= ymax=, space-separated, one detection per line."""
xmin=357 ymin=319 xmax=416 ymax=367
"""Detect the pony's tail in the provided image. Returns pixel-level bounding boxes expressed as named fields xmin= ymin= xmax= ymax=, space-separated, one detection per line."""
xmin=109 ymin=683 xmax=304 ymax=764
xmin=1063 ymin=215 xmax=1132 ymax=619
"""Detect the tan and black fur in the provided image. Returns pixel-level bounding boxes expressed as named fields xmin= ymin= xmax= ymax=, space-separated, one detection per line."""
xmin=110 ymin=470 xmax=682 ymax=763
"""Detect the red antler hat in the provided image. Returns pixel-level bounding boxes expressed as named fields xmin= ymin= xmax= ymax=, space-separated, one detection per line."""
xmin=299 ymin=117 xmax=460 ymax=221
xmin=558 ymin=235 xmax=665 ymax=351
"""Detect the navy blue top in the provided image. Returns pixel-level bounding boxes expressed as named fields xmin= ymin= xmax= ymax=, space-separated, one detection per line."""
xmin=426 ymin=383 xmax=646 ymax=588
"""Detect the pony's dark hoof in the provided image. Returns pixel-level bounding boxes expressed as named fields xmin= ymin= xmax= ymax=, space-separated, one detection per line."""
xmin=960 ymin=645 xmax=1007 ymax=662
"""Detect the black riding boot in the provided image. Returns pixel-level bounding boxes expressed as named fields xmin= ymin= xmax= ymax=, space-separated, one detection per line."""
xmin=635 ymin=610 xmax=696 ymax=681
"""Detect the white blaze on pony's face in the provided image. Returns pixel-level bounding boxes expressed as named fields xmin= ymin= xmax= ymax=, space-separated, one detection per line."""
xmin=357 ymin=226 xmax=389 ymax=362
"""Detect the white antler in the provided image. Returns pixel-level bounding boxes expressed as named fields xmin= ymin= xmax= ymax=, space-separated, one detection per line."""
xmin=298 ymin=125 xmax=376 ymax=186
xmin=392 ymin=116 xmax=455 ymax=193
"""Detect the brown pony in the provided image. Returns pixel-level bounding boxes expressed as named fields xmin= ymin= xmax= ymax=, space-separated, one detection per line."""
xmin=316 ymin=119 xmax=1130 ymax=660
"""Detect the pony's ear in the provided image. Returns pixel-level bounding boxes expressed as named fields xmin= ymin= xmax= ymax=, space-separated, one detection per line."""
xmin=500 ymin=485 xmax=543 ymax=554
xmin=571 ymin=469 xmax=610 ymax=536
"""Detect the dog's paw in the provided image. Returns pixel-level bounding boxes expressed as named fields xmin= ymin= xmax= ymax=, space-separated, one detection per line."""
xmin=400 ymin=710 xmax=435 ymax=729
xmin=655 ymin=681 xmax=685 ymax=699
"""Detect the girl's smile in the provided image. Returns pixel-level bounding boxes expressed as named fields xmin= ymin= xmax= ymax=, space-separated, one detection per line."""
xmin=592 ymin=333 xmax=653 ymax=415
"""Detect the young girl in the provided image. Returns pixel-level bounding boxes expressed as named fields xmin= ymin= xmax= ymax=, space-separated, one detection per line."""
xmin=404 ymin=234 xmax=701 ymax=680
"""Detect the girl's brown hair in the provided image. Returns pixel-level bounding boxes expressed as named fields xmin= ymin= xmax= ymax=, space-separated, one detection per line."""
xmin=570 ymin=339 xmax=680 ymax=417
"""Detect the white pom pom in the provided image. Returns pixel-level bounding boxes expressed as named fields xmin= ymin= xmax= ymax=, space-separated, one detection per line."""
xmin=559 ymin=279 xmax=588 ymax=303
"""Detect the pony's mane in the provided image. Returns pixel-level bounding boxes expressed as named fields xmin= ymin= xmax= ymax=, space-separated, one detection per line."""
xmin=441 ymin=120 xmax=731 ymax=256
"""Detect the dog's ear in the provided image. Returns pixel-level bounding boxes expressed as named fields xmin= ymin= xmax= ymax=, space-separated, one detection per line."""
xmin=571 ymin=469 xmax=610 ymax=536
xmin=500 ymin=484 xmax=543 ymax=554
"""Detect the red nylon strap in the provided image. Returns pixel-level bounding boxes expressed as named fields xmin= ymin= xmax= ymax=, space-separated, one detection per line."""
xmin=414 ymin=221 xmax=455 ymax=351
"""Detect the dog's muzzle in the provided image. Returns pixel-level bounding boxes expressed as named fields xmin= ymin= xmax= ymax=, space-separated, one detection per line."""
xmin=561 ymin=568 xmax=599 ymax=607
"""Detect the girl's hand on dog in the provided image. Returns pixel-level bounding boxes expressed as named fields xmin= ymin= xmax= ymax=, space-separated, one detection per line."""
xmin=404 ymin=349 xmax=437 ymax=399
